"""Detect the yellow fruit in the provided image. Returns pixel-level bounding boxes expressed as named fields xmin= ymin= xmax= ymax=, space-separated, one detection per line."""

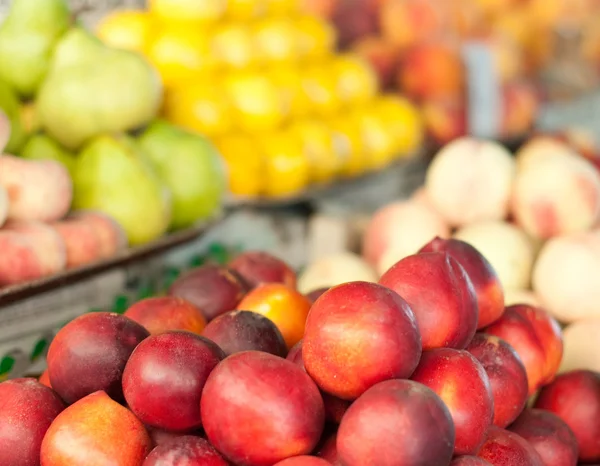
xmin=259 ymin=131 xmax=310 ymax=197
xmin=356 ymin=108 xmax=397 ymax=170
xmin=296 ymin=15 xmax=336 ymax=60
xmin=96 ymin=10 xmax=153 ymax=54
xmin=215 ymin=134 xmax=263 ymax=197
xmin=329 ymin=115 xmax=366 ymax=178
xmin=225 ymin=72 xmax=288 ymax=132
xmin=266 ymin=0 xmax=300 ymax=15
xmin=374 ymin=95 xmax=424 ymax=157
xmin=146 ymin=28 xmax=214 ymax=87
xmin=148 ymin=0 xmax=226 ymax=24
xmin=253 ymin=18 xmax=300 ymax=65
xmin=163 ymin=82 xmax=233 ymax=138
xmin=225 ymin=0 xmax=267 ymax=20
xmin=334 ymin=54 xmax=378 ymax=107
xmin=289 ymin=120 xmax=342 ymax=184
xmin=269 ymin=66 xmax=311 ymax=118
xmin=211 ymin=23 xmax=257 ymax=70
xmin=301 ymin=65 xmax=341 ymax=117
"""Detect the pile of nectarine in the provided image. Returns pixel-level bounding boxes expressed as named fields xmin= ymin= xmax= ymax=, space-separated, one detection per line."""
xmin=2 ymin=247 xmax=598 ymax=465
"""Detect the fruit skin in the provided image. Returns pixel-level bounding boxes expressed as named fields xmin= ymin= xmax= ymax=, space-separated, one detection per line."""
xmin=237 ymin=283 xmax=312 ymax=349
xmin=466 ymin=333 xmax=529 ymax=428
xmin=40 ymin=390 xmax=152 ymax=466
xmin=143 ymin=436 xmax=229 ymax=466
xmin=484 ymin=304 xmax=563 ymax=396
xmin=52 ymin=217 xmax=102 ymax=269
xmin=228 ymin=251 xmax=297 ymax=289
xmin=169 ymin=264 xmax=249 ymax=322
xmin=37 ymin=28 xmax=162 ymax=150
xmin=534 ymin=370 xmax=600 ymax=463
xmin=20 ymin=134 xmax=76 ymax=177
xmin=39 ymin=370 xmax=52 ymax=388
xmin=509 ymin=409 xmax=579 ymax=466
xmin=0 ymin=0 xmax=70 ymax=97
xmin=419 ymin=237 xmax=505 ymax=329
xmin=124 ymin=296 xmax=207 ymax=335
xmin=302 ymin=281 xmax=422 ymax=400
xmin=47 ymin=312 xmax=150 ymax=404
xmin=379 ymin=252 xmax=478 ymax=350
xmin=95 ymin=9 xmax=153 ymax=55
xmin=0 ymin=378 xmax=65 ymax=466
xmin=476 ymin=426 xmax=544 ymax=466
xmin=69 ymin=210 xmax=127 ymax=259
xmin=273 ymin=457 xmax=332 ymax=465
xmin=451 ymin=457 xmax=492 ymax=465
xmin=411 ymin=348 xmax=494 ymax=456
xmin=337 ymin=379 xmax=455 ymax=466
xmin=0 ymin=80 xmax=27 ymax=153
xmin=0 ymin=231 xmax=45 ymax=285
xmin=202 ymin=310 xmax=287 ymax=357
xmin=123 ymin=331 xmax=225 ymax=432
xmin=201 ymin=351 xmax=325 ymax=466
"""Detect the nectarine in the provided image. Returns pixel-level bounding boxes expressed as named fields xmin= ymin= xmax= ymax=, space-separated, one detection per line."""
xmin=228 ymin=250 xmax=297 ymax=289
xmin=143 ymin=436 xmax=229 ymax=466
xmin=124 ymin=296 xmax=207 ymax=335
xmin=476 ymin=426 xmax=544 ymax=466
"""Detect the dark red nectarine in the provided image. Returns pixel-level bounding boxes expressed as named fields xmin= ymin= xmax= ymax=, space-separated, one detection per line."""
xmin=305 ymin=287 xmax=329 ymax=304
xmin=124 ymin=296 xmax=207 ymax=335
xmin=273 ymin=457 xmax=331 ymax=465
xmin=411 ymin=348 xmax=494 ymax=455
xmin=316 ymin=432 xmax=339 ymax=464
xmin=201 ymin=351 xmax=325 ymax=465
xmin=0 ymin=378 xmax=65 ymax=466
xmin=146 ymin=426 xmax=190 ymax=447
xmin=47 ymin=312 xmax=149 ymax=404
xmin=303 ymin=281 xmax=422 ymax=400
xmin=123 ymin=331 xmax=225 ymax=432
xmin=202 ymin=310 xmax=287 ymax=357
xmin=476 ymin=426 xmax=544 ymax=466
xmin=337 ymin=379 xmax=455 ymax=466
xmin=143 ymin=436 xmax=229 ymax=466
xmin=228 ymin=250 xmax=297 ymax=289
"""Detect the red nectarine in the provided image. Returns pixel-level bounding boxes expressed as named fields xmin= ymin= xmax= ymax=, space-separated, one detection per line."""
xmin=476 ymin=426 xmax=544 ymax=466
xmin=228 ymin=250 xmax=297 ymax=289
xmin=124 ymin=296 xmax=207 ymax=335
xmin=143 ymin=436 xmax=229 ymax=466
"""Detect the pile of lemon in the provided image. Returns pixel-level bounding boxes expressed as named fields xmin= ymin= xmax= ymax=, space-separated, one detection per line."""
xmin=97 ymin=0 xmax=423 ymax=199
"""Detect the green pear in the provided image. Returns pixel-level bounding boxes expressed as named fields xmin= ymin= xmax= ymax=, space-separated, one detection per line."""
xmin=20 ymin=134 xmax=76 ymax=176
xmin=138 ymin=120 xmax=227 ymax=230
xmin=0 ymin=0 xmax=70 ymax=97
xmin=0 ymin=78 xmax=27 ymax=152
xmin=74 ymin=134 xmax=172 ymax=246
xmin=37 ymin=28 xmax=163 ymax=150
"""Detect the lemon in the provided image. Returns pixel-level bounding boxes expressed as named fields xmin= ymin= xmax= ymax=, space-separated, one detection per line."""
xmin=225 ymin=0 xmax=268 ymax=20
xmin=215 ymin=134 xmax=263 ymax=197
xmin=334 ymin=54 xmax=378 ymax=107
xmin=253 ymin=18 xmax=301 ymax=65
xmin=266 ymin=0 xmax=300 ymax=16
xmin=96 ymin=10 xmax=153 ymax=54
xmin=329 ymin=115 xmax=366 ymax=178
xmin=355 ymin=108 xmax=397 ymax=171
xmin=296 ymin=15 xmax=336 ymax=61
xmin=148 ymin=0 xmax=226 ymax=25
xmin=211 ymin=23 xmax=257 ymax=70
xmin=269 ymin=65 xmax=312 ymax=118
xmin=374 ymin=95 xmax=424 ymax=158
xmin=301 ymin=65 xmax=341 ymax=117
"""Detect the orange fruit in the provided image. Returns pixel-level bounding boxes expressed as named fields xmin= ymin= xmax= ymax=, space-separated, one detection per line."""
xmin=214 ymin=134 xmax=263 ymax=197
xmin=211 ymin=23 xmax=257 ymax=70
xmin=96 ymin=10 xmax=154 ymax=54
xmin=237 ymin=283 xmax=311 ymax=348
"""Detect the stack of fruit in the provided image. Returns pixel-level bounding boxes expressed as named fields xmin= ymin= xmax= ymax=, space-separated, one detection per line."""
xmin=0 ymin=0 xmax=226 ymax=256
xmin=96 ymin=0 xmax=424 ymax=199
xmin=303 ymin=0 xmax=600 ymax=145
xmin=1 ymin=248 xmax=599 ymax=465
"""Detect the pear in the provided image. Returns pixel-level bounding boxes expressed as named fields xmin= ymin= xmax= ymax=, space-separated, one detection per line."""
xmin=20 ymin=134 xmax=76 ymax=176
xmin=0 ymin=78 xmax=27 ymax=153
xmin=138 ymin=120 xmax=227 ymax=230
xmin=73 ymin=135 xmax=172 ymax=246
xmin=0 ymin=0 xmax=70 ymax=97
xmin=37 ymin=28 xmax=163 ymax=150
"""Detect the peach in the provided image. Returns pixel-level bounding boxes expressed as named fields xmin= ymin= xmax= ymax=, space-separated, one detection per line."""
xmin=337 ymin=379 xmax=455 ymax=466
xmin=0 ymin=184 xmax=7 ymax=227
xmin=273 ymin=457 xmax=331 ymax=466
xmin=52 ymin=218 xmax=103 ymax=269
xmin=0 ymin=378 xmax=65 ymax=466
xmin=2 ymin=220 xmax=66 ymax=276
xmin=297 ymin=252 xmax=377 ymax=294
xmin=420 ymin=237 xmax=505 ymax=328
xmin=560 ymin=318 xmax=600 ymax=374
xmin=305 ymin=287 xmax=329 ymax=303
xmin=0 ymin=156 xmax=72 ymax=222
xmin=303 ymin=281 xmax=421 ymax=400
xmin=397 ymin=43 xmax=464 ymax=102
xmin=352 ymin=35 xmax=399 ymax=88
xmin=534 ymin=370 xmax=600 ymax=463
xmin=515 ymin=136 xmax=579 ymax=171
xmin=425 ymin=138 xmax=516 ymax=227
xmin=379 ymin=0 xmax=445 ymax=50
xmin=40 ymin=391 xmax=152 ymax=465
xmin=39 ymin=369 xmax=52 ymax=388
xmin=451 ymin=457 xmax=492 ymax=465
xmin=362 ymin=199 xmax=450 ymax=270
xmin=411 ymin=348 xmax=494 ymax=455
xmin=532 ymin=232 xmax=600 ymax=323
xmin=143 ymin=436 xmax=229 ymax=466
xmin=466 ymin=333 xmax=528 ymax=427
xmin=476 ymin=426 xmax=544 ymax=466
xmin=202 ymin=310 xmax=287 ymax=357
xmin=422 ymin=96 xmax=468 ymax=146
xmin=201 ymin=351 xmax=325 ymax=465
xmin=454 ymin=221 xmax=536 ymax=291
xmin=47 ymin=312 xmax=149 ymax=404
xmin=169 ymin=264 xmax=249 ymax=322
xmin=228 ymin=250 xmax=297 ymax=289
xmin=379 ymin=252 xmax=478 ymax=350
xmin=70 ymin=210 xmax=128 ymax=258
xmin=509 ymin=409 xmax=578 ymax=466
xmin=0 ymin=231 xmax=45 ymax=286
xmin=124 ymin=296 xmax=207 ymax=335
xmin=500 ymin=81 xmax=540 ymax=139
xmin=237 ymin=283 xmax=312 ymax=349
xmin=484 ymin=304 xmax=563 ymax=395
xmin=123 ymin=331 xmax=225 ymax=432
xmin=511 ymin=148 xmax=600 ymax=239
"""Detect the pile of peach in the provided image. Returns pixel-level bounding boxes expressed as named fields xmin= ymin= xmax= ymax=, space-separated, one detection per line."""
xmin=1 ymin=248 xmax=599 ymax=465
xmin=303 ymin=0 xmax=600 ymax=145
